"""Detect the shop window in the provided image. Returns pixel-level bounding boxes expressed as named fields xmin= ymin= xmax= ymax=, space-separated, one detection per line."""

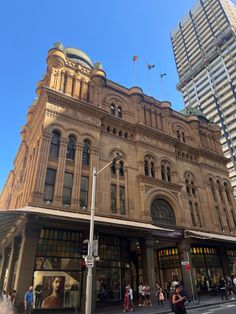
xmin=62 ymin=173 xmax=73 ymax=206
xmin=80 ymin=176 xmax=88 ymax=209
xmin=151 ymin=198 xmax=176 ymax=226
xmin=111 ymin=184 xmax=116 ymax=213
xmin=66 ymin=136 xmax=76 ymax=160
xmin=34 ymin=228 xmax=83 ymax=310
xmin=49 ymin=131 xmax=60 ymax=158
xmin=82 ymin=140 xmax=90 ymax=166
xmin=43 ymin=168 xmax=56 ymax=202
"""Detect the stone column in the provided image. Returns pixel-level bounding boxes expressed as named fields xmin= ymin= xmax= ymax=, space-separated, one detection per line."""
xmin=5 ymin=237 xmax=21 ymax=292
xmin=14 ymin=223 xmax=41 ymax=309
xmin=124 ymin=166 xmax=129 ymax=215
xmin=30 ymin=133 xmax=51 ymax=204
xmin=0 ymin=247 xmax=10 ymax=291
xmin=60 ymin=72 xmax=65 ymax=92
xmin=53 ymin=138 xmax=68 ymax=206
xmin=71 ymin=144 xmax=83 ymax=210
xmin=141 ymin=237 xmax=156 ymax=300
xmin=178 ymin=240 xmax=196 ymax=296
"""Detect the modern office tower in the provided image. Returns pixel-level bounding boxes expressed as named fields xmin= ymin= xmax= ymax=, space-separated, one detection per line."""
xmin=171 ymin=0 xmax=236 ymax=196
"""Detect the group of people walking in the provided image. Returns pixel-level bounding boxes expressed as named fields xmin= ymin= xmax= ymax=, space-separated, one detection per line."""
xmin=1 ymin=290 xmax=16 ymax=309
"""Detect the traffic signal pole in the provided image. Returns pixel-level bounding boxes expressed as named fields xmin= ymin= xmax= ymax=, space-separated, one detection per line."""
xmin=84 ymin=154 xmax=123 ymax=314
xmin=85 ymin=167 xmax=96 ymax=314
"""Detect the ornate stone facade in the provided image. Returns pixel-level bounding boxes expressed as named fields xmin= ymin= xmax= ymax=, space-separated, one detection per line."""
xmin=1 ymin=44 xmax=236 ymax=312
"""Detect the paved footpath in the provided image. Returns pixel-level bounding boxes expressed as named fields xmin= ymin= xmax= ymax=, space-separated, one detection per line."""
xmin=94 ymin=296 xmax=236 ymax=314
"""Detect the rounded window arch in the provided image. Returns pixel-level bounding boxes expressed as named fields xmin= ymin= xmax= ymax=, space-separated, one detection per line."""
xmin=67 ymin=136 xmax=76 ymax=160
xmin=117 ymin=106 xmax=123 ymax=118
xmin=110 ymin=103 xmax=116 ymax=115
xmin=151 ymin=198 xmax=176 ymax=226
xmin=82 ymin=140 xmax=90 ymax=166
xmin=49 ymin=130 xmax=61 ymax=157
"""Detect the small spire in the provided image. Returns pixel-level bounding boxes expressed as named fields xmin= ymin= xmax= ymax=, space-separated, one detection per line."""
xmin=53 ymin=42 xmax=64 ymax=50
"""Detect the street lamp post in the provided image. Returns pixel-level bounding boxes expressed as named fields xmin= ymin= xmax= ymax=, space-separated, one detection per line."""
xmin=85 ymin=153 xmax=123 ymax=314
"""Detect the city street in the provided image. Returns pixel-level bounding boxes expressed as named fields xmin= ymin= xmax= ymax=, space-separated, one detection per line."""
xmin=188 ymin=303 xmax=236 ymax=314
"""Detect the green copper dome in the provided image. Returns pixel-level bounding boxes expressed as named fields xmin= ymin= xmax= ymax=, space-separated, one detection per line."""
xmin=181 ymin=107 xmax=210 ymax=123
xmin=63 ymin=47 xmax=94 ymax=69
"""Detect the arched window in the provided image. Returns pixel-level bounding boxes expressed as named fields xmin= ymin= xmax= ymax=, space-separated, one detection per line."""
xmin=49 ymin=130 xmax=60 ymax=158
xmin=182 ymin=132 xmax=186 ymax=143
xmin=119 ymin=160 xmax=124 ymax=177
xmin=150 ymin=162 xmax=155 ymax=178
xmin=161 ymin=161 xmax=171 ymax=182
xmin=111 ymin=103 xmax=116 ymax=115
xmin=217 ymin=180 xmax=224 ymax=203
xmin=63 ymin=73 xmax=67 ymax=93
xmin=224 ymin=182 xmax=232 ymax=204
xmin=151 ymin=198 xmax=176 ymax=226
xmin=117 ymin=106 xmax=123 ymax=118
xmin=67 ymin=136 xmax=76 ymax=160
xmin=209 ymin=178 xmax=216 ymax=201
xmin=111 ymin=159 xmax=116 ymax=175
xmin=144 ymin=160 xmax=149 ymax=176
xmin=82 ymin=140 xmax=90 ymax=166
xmin=177 ymin=130 xmax=181 ymax=140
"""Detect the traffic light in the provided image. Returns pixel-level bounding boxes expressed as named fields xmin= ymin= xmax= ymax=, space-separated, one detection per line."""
xmin=81 ymin=258 xmax=86 ymax=272
xmin=80 ymin=240 xmax=88 ymax=257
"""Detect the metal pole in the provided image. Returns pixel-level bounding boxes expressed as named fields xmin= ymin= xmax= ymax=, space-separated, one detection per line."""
xmin=85 ymin=167 xmax=97 ymax=314
xmin=186 ymin=251 xmax=195 ymax=300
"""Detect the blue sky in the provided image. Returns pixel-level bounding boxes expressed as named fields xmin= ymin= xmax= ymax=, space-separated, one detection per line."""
xmin=0 ymin=0 xmax=219 ymax=191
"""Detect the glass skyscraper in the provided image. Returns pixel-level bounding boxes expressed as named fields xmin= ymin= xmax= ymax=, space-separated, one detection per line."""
xmin=171 ymin=0 xmax=236 ymax=195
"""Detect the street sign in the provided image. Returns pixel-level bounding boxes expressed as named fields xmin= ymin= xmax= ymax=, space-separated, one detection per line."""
xmin=181 ymin=261 xmax=189 ymax=265
xmin=85 ymin=256 xmax=94 ymax=268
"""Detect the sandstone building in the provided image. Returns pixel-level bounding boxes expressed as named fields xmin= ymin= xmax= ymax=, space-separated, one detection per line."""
xmin=1 ymin=43 xmax=236 ymax=312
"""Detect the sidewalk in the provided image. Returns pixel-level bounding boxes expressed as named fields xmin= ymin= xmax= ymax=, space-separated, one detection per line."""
xmin=94 ymin=295 xmax=236 ymax=314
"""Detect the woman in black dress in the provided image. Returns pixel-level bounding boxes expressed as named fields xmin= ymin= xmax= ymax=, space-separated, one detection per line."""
xmin=172 ymin=285 xmax=186 ymax=314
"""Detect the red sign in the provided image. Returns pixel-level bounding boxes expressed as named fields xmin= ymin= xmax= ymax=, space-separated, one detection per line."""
xmin=185 ymin=263 xmax=190 ymax=271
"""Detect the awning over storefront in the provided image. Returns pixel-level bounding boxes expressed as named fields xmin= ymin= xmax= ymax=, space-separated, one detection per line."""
xmin=0 ymin=213 xmax=26 ymax=250
xmin=184 ymin=229 xmax=236 ymax=242
xmin=0 ymin=206 xmax=175 ymax=235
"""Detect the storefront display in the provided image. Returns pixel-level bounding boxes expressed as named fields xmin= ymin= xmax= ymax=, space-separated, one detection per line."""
xmin=158 ymin=247 xmax=182 ymax=289
xmin=33 ymin=228 xmax=83 ymax=309
xmin=227 ymin=249 xmax=236 ymax=275
xmin=191 ymin=246 xmax=223 ymax=292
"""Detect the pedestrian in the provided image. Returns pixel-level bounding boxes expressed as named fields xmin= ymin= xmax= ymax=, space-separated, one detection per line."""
xmin=8 ymin=290 xmax=16 ymax=308
xmin=144 ymin=283 xmax=152 ymax=306
xmin=156 ymin=281 xmax=161 ymax=306
xmin=24 ymin=286 xmax=34 ymax=314
xmin=138 ymin=282 xmax=143 ymax=306
xmin=219 ymin=277 xmax=228 ymax=300
xmin=159 ymin=288 xmax=165 ymax=305
xmin=233 ymin=275 xmax=236 ymax=294
xmin=2 ymin=291 xmax=8 ymax=305
xmin=123 ymin=286 xmax=130 ymax=312
xmin=172 ymin=285 xmax=186 ymax=314
xmin=226 ymin=276 xmax=234 ymax=297
xmin=127 ymin=285 xmax=134 ymax=312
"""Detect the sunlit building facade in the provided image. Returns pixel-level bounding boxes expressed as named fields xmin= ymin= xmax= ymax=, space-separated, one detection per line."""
xmin=1 ymin=43 xmax=236 ymax=312
xmin=171 ymin=0 xmax=236 ymax=196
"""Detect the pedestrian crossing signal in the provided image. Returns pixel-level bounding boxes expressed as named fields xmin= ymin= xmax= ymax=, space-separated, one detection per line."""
xmin=81 ymin=258 xmax=86 ymax=271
